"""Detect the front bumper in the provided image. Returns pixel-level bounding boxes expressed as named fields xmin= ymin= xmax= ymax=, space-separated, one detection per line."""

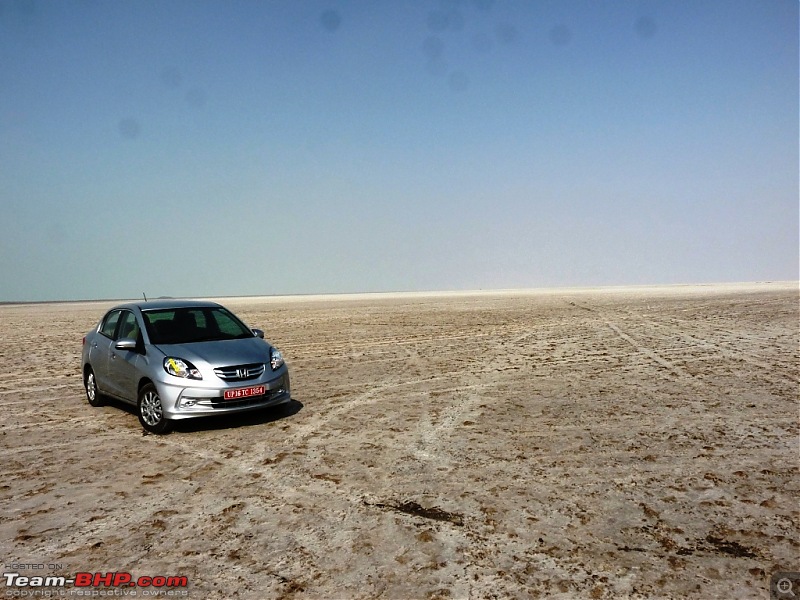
xmin=157 ymin=370 xmax=291 ymax=420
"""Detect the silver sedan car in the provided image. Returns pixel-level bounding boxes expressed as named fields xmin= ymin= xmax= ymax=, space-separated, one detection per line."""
xmin=81 ymin=300 xmax=291 ymax=433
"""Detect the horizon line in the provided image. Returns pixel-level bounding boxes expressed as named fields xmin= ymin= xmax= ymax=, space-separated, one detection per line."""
xmin=1 ymin=280 xmax=796 ymax=307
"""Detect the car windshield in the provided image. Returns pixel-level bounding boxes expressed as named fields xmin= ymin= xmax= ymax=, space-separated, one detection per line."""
xmin=142 ymin=307 xmax=254 ymax=345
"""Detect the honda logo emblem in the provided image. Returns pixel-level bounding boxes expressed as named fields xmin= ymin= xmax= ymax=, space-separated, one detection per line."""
xmin=236 ymin=368 xmax=247 ymax=379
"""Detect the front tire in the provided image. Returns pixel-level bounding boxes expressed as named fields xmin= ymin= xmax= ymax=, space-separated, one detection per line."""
xmin=137 ymin=383 xmax=172 ymax=434
xmin=84 ymin=368 xmax=104 ymax=407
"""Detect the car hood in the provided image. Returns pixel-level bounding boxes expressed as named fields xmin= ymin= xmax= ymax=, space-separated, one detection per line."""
xmin=154 ymin=337 xmax=271 ymax=368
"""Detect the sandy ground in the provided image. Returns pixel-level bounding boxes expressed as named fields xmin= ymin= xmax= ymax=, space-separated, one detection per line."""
xmin=0 ymin=283 xmax=797 ymax=599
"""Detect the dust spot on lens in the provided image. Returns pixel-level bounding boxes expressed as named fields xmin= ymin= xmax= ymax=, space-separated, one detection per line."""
xmin=495 ymin=22 xmax=518 ymax=44
xmin=427 ymin=10 xmax=449 ymax=33
xmin=118 ymin=118 xmax=140 ymax=139
xmin=635 ymin=16 xmax=657 ymax=39
xmin=549 ymin=24 xmax=572 ymax=46
xmin=448 ymin=71 xmax=469 ymax=92
xmin=159 ymin=66 xmax=182 ymax=88
xmin=320 ymin=9 xmax=341 ymax=32
xmin=448 ymin=10 xmax=464 ymax=32
xmin=14 ymin=0 xmax=35 ymax=17
xmin=185 ymin=88 xmax=206 ymax=108
xmin=471 ymin=32 xmax=493 ymax=54
xmin=422 ymin=36 xmax=444 ymax=61
xmin=426 ymin=59 xmax=447 ymax=78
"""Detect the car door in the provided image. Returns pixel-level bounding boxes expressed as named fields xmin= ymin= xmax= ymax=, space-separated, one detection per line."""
xmin=89 ymin=309 xmax=121 ymax=394
xmin=105 ymin=310 xmax=142 ymax=403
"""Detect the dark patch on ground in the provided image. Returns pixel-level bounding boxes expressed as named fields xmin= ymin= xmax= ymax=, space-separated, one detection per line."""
xmin=705 ymin=536 xmax=758 ymax=558
xmin=367 ymin=499 xmax=464 ymax=526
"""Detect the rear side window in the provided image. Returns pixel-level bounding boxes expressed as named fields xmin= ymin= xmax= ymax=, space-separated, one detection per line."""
xmin=99 ymin=310 xmax=121 ymax=339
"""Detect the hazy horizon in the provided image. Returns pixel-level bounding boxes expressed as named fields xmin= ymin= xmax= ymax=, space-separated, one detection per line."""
xmin=1 ymin=280 xmax=796 ymax=306
xmin=2 ymin=1 xmax=797 ymax=302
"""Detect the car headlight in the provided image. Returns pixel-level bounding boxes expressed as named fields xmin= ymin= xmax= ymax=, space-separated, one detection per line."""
xmin=270 ymin=348 xmax=284 ymax=371
xmin=163 ymin=357 xmax=202 ymax=380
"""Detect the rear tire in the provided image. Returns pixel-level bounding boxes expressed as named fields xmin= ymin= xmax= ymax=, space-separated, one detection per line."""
xmin=137 ymin=383 xmax=172 ymax=434
xmin=84 ymin=368 xmax=104 ymax=407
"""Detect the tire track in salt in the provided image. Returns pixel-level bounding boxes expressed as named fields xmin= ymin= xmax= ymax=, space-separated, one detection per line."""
xmin=576 ymin=297 xmax=798 ymax=389
xmin=603 ymin=320 xmax=701 ymax=383
xmin=565 ymin=299 xmax=704 ymax=386
xmin=636 ymin=315 xmax=799 ymax=385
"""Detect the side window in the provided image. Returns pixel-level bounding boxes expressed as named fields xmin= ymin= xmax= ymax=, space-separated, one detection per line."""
xmin=99 ymin=310 xmax=121 ymax=339
xmin=117 ymin=311 xmax=140 ymax=341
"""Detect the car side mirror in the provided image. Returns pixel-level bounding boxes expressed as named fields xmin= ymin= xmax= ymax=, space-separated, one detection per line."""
xmin=252 ymin=328 xmax=265 ymax=339
xmin=115 ymin=338 xmax=137 ymax=351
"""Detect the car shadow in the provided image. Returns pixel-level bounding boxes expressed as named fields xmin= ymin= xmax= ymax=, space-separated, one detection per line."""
xmin=98 ymin=397 xmax=139 ymax=418
xmin=171 ymin=398 xmax=304 ymax=433
xmin=99 ymin=397 xmax=303 ymax=434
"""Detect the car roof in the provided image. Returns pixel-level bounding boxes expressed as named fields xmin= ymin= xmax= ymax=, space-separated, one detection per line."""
xmin=110 ymin=299 xmax=223 ymax=312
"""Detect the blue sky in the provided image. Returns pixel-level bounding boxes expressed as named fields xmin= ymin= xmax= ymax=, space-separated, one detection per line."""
xmin=0 ymin=0 xmax=797 ymax=301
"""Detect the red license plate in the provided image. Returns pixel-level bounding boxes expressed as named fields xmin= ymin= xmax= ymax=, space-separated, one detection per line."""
xmin=223 ymin=385 xmax=266 ymax=400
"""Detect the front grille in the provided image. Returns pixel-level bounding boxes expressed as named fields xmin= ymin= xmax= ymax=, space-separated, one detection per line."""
xmin=213 ymin=363 xmax=265 ymax=381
